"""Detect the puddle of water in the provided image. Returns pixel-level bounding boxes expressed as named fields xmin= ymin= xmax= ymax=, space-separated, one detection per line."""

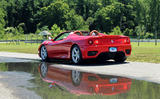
xmin=0 ymin=62 xmax=160 ymax=99
xmin=0 ymin=62 xmax=41 ymax=99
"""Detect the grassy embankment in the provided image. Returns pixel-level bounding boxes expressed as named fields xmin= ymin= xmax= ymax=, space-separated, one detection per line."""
xmin=0 ymin=42 xmax=160 ymax=63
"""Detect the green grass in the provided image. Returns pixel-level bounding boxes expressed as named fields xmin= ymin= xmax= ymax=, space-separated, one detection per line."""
xmin=0 ymin=42 xmax=160 ymax=63
xmin=128 ymin=42 xmax=160 ymax=63
xmin=0 ymin=42 xmax=39 ymax=54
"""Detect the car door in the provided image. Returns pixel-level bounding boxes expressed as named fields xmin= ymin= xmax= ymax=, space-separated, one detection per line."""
xmin=47 ymin=32 xmax=72 ymax=59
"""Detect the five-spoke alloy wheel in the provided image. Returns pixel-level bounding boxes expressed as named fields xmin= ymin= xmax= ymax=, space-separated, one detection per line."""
xmin=40 ymin=62 xmax=48 ymax=78
xmin=71 ymin=45 xmax=82 ymax=64
xmin=40 ymin=45 xmax=48 ymax=61
xmin=71 ymin=70 xmax=82 ymax=86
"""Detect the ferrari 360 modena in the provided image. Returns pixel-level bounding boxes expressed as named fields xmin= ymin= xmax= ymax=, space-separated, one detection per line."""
xmin=38 ymin=30 xmax=131 ymax=64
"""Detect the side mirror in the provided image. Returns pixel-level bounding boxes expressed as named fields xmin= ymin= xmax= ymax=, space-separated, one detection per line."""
xmin=48 ymin=37 xmax=54 ymax=41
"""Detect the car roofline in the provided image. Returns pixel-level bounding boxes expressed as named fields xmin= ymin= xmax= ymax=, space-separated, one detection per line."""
xmin=61 ymin=31 xmax=89 ymax=34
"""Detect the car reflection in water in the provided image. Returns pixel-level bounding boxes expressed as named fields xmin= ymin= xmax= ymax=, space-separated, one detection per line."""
xmin=38 ymin=62 xmax=132 ymax=95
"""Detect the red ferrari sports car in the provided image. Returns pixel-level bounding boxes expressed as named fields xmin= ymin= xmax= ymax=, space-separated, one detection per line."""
xmin=38 ymin=62 xmax=132 ymax=95
xmin=38 ymin=30 xmax=131 ymax=64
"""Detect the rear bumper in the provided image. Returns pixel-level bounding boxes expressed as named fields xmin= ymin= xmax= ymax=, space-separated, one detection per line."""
xmin=80 ymin=44 xmax=131 ymax=59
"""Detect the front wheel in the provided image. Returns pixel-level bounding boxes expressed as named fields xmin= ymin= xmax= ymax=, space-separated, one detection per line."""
xmin=71 ymin=70 xmax=82 ymax=86
xmin=40 ymin=62 xmax=48 ymax=78
xmin=71 ymin=45 xmax=82 ymax=64
xmin=40 ymin=45 xmax=49 ymax=61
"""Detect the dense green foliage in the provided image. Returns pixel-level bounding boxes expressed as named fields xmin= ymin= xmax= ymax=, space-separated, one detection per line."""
xmin=0 ymin=0 xmax=160 ymax=39
xmin=0 ymin=4 xmax=5 ymax=39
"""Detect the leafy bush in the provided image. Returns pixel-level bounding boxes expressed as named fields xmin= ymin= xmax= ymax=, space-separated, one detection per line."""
xmin=50 ymin=24 xmax=63 ymax=37
xmin=17 ymin=23 xmax=25 ymax=34
xmin=123 ymin=28 xmax=134 ymax=36
xmin=144 ymin=32 xmax=154 ymax=39
xmin=109 ymin=26 xmax=123 ymax=35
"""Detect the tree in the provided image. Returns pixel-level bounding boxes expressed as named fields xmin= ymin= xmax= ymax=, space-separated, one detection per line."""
xmin=39 ymin=1 xmax=70 ymax=29
xmin=0 ymin=8 xmax=5 ymax=38
xmin=0 ymin=0 xmax=159 ymax=40
xmin=65 ymin=9 xmax=84 ymax=30
xmin=93 ymin=2 xmax=125 ymax=33
xmin=149 ymin=0 xmax=160 ymax=45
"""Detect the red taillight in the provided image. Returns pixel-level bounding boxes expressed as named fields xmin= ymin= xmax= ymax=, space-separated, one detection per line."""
xmin=88 ymin=40 xmax=93 ymax=45
xmin=125 ymin=38 xmax=130 ymax=44
xmin=94 ymin=40 xmax=99 ymax=44
xmin=88 ymin=40 xmax=99 ymax=45
xmin=124 ymin=39 xmax=127 ymax=43
xmin=122 ymin=38 xmax=130 ymax=44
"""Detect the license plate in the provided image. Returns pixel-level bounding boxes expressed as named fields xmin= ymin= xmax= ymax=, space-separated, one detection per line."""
xmin=110 ymin=78 xmax=118 ymax=83
xmin=109 ymin=47 xmax=117 ymax=52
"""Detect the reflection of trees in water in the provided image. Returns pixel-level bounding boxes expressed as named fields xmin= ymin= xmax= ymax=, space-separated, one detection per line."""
xmin=6 ymin=62 xmax=39 ymax=73
xmin=0 ymin=63 xmax=8 ymax=71
xmin=129 ymin=80 xmax=160 ymax=99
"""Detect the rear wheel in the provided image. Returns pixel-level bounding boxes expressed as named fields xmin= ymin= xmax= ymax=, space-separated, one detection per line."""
xmin=71 ymin=45 xmax=82 ymax=64
xmin=114 ymin=52 xmax=126 ymax=63
xmin=40 ymin=45 xmax=49 ymax=61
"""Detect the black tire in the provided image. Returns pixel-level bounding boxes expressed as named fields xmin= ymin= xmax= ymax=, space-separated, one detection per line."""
xmin=71 ymin=45 xmax=82 ymax=64
xmin=40 ymin=45 xmax=49 ymax=61
xmin=40 ymin=62 xmax=48 ymax=78
xmin=114 ymin=52 xmax=127 ymax=63
xmin=71 ymin=70 xmax=82 ymax=86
